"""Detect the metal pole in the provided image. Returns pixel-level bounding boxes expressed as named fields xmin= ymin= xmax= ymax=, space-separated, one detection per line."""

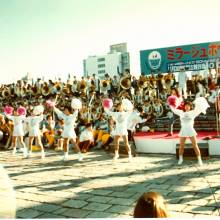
xmin=87 ymin=92 xmax=95 ymax=122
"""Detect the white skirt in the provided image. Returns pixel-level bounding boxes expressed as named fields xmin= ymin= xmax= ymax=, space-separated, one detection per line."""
xmin=13 ymin=126 xmax=24 ymax=137
xmin=179 ymin=127 xmax=197 ymax=137
xmin=62 ymin=129 xmax=76 ymax=139
xmin=29 ymin=127 xmax=41 ymax=137
xmin=112 ymin=126 xmax=128 ymax=136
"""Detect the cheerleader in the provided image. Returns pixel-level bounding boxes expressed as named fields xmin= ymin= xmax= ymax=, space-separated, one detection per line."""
xmin=25 ymin=110 xmax=45 ymax=158
xmin=170 ymin=99 xmax=209 ymax=166
xmin=104 ymin=102 xmax=132 ymax=161
xmin=5 ymin=108 xmax=28 ymax=157
xmin=53 ymin=105 xmax=83 ymax=161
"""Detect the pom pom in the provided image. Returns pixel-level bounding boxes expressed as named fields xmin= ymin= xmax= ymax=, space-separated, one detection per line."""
xmin=71 ymin=98 xmax=82 ymax=109
xmin=46 ymin=100 xmax=55 ymax=108
xmin=167 ymin=95 xmax=181 ymax=108
xmin=4 ymin=106 xmax=14 ymax=115
xmin=102 ymin=98 xmax=113 ymax=109
xmin=17 ymin=106 xmax=26 ymax=116
xmin=122 ymin=98 xmax=133 ymax=111
xmin=194 ymin=97 xmax=210 ymax=114
xmin=33 ymin=105 xmax=44 ymax=115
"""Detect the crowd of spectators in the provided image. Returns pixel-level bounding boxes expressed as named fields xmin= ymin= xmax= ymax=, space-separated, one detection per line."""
xmin=0 ymin=68 xmax=219 ymax=152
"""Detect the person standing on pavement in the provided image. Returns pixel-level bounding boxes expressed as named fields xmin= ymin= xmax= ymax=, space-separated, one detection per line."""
xmin=178 ymin=66 xmax=188 ymax=99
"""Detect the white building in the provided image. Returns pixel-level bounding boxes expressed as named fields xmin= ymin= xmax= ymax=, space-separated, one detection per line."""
xmin=83 ymin=43 xmax=130 ymax=79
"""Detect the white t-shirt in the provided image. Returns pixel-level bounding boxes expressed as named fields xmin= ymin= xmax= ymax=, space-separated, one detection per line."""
xmin=178 ymin=72 xmax=187 ymax=87
xmin=79 ymin=129 xmax=93 ymax=142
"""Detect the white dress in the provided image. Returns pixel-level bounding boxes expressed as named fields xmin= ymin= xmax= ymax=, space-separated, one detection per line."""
xmin=105 ymin=110 xmax=130 ymax=136
xmin=6 ymin=115 xmax=26 ymax=136
xmin=171 ymin=107 xmax=201 ymax=137
xmin=54 ymin=107 xmax=78 ymax=139
xmin=26 ymin=115 xmax=44 ymax=137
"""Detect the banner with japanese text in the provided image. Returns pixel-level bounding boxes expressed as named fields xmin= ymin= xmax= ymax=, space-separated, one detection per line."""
xmin=140 ymin=41 xmax=220 ymax=74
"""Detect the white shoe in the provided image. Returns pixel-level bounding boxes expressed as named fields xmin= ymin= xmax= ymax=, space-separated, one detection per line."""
xmin=23 ymin=148 xmax=28 ymax=158
xmin=12 ymin=148 xmax=17 ymax=155
xmin=41 ymin=152 xmax=45 ymax=159
xmin=198 ymin=159 xmax=203 ymax=166
xmin=178 ymin=158 xmax=183 ymax=165
xmin=63 ymin=153 xmax=68 ymax=161
xmin=78 ymin=154 xmax=83 ymax=161
xmin=128 ymin=154 xmax=133 ymax=162
xmin=23 ymin=152 xmax=28 ymax=158
xmin=113 ymin=154 xmax=119 ymax=161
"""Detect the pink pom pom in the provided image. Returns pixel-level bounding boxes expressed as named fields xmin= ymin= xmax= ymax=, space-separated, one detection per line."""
xmin=46 ymin=100 xmax=55 ymax=108
xmin=17 ymin=106 xmax=26 ymax=116
xmin=102 ymin=98 xmax=113 ymax=109
xmin=4 ymin=106 xmax=14 ymax=115
xmin=167 ymin=95 xmax=179 ymax=108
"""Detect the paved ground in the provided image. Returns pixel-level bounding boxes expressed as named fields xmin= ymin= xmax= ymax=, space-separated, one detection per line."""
xmin=0 ymin=148 xmax=220 ymax=218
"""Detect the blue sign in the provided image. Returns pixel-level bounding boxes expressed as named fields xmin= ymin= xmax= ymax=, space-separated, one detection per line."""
xmin=140 ymin=41 xmax=220 ymax=74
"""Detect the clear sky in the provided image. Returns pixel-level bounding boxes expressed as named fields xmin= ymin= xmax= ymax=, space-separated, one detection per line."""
xmin=0 ymin=0 xmax=220 ymax=84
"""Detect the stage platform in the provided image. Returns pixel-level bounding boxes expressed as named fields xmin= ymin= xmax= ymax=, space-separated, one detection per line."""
xmin=133 ymin=131 xmax=220 ymax=156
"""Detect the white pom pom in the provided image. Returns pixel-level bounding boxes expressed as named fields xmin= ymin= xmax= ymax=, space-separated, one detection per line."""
xmin=122 ymin=98 xmax=133 ymax=111
xmin=33 ymin=105 xmax=44 ymax=115
xmin=194 ymin=97 xmax=210 ymax=114
xmin=71 ymin=98 xmax=82 ymax=109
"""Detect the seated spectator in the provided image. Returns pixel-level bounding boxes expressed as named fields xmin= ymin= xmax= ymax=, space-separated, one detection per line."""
xmin=152 ymin=98 xmax=164 ymax=118
xmin=93 ymin=114 xmax=111 ymax=149
xmin=54 ymin=119 xmax=64 ymax=151
xmin=0 ymin=115 xmax=13 ymax=149
xmin=143 ymin=100 xmax=153 ymax=120
xmin=42 ymin=115 xmax=55 ymax=148
xmin=134 ymin=191 xmax=170 ymax=218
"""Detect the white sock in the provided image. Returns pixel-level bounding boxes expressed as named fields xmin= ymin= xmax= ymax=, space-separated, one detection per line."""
xmin=178 ymin=155 xmax=183 ymax=165
xmin=63 ymin=152 xmax=68 ymax=161
xmin=23 ymin=147 xmax=28 ymax=157
xmin=41 ymin=150 xmax=45 ymax=158
xmin=78 ymin=152 xmax=83 ymax=161
xmin=197 ymin=156 xmax=203 ymax=166
xmin=113 ymin=151 xmax=119 ymax=160
xmin=12 ymin=148 xmax=17 ymax=154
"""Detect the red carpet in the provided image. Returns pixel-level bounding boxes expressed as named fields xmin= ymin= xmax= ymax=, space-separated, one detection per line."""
xmin=134 ymin=131 xmax=220 ymax=140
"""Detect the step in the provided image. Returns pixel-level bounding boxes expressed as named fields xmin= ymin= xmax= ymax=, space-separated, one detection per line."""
xmin=176 ymin=143 xmax=209 ymax=159
xmin=107 ymin=142 xmax=137 ymax=156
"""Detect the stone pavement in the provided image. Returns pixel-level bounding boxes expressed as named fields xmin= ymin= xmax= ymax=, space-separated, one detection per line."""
xmin=0 ymin=149 xmax=220 ymax=218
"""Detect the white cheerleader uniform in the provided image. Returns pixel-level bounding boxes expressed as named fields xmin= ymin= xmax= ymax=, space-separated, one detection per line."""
xmin=171 ymin=107 xmax=201 ymax=137
xmin=6 ymin=115 xmax=26 ymax=137
xmin=54 ymin=107 xmax=78 ymax=139
xmin=105 ymin=110 xmax=130 ymax=136
xmin=26 ymin=115 xmax=44 ymax=137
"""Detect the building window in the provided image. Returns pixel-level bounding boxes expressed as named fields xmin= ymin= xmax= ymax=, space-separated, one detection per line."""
xmin=98 ymin=64 xmax=105 ymax=68
xmin=97 ymin=58 xmax=105 ymax=62
xmin=98 ymin=70 xmax=105 ymax=74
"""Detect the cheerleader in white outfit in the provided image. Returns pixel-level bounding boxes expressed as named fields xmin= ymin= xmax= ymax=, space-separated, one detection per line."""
xmin=105 ymin=103 xmax=132 ymax=161
xmin=170 ymin=101 xmax=206 ymax=166
xmin=26 ymin=112 xmax=45 ymax=158
xmin=53 ymin=105 xmax=83 ymax=161
xmin=5 ymin=110 xmax=28 ymax=157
